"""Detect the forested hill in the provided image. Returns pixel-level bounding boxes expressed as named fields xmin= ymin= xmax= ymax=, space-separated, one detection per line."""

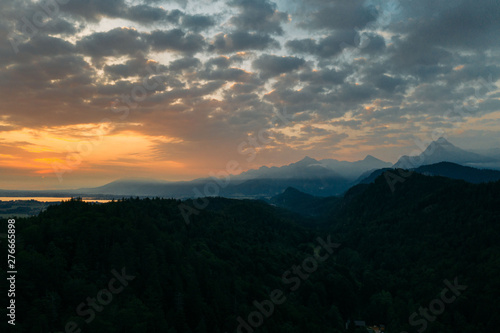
xmin=1 ymin=173 xmax=500 ymax=332
xmin=329 ymin=172 xmax=500 ymax=331
xmin=1 ymin=197 xmax=349 ymax=333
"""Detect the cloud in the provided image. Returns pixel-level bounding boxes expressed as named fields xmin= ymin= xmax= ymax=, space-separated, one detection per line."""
xmin=124 ymin=5 xmax=181 ymax=24
xmin=298 ymin=68 xmax=348 ymax=85
xmin=297 ymin=0 xmax=377 ymax=31
xmin=372 ymin=74 xmax=406 ymax=93
xmin=104 ymin=56 xmax=169 ymax=79
xmin=199 ymin=67 xmax=258 ymax=83
xmin=169 ymin=57 xmax=202 ymax=71
xmin=253 ymin=54 xmax=305 ymax=79
xmin=388 ymin=40 xmax=453 ymax=72
xmin=60 ymin=0 xmax=214 ymax=31
xmin=77 ymin=27 xmax=148 ymax=62
xmin=359 ymin=33 xmax=386 ymax=54
xmin=75 ymin=27 xmax=206 ymax=63
xmin=2 ymin=54 xmax=93 ymax=87
xmin=17 ymin=35 xmax=75 ymax=56
xmin=286 ymin=30 xmax=359 ymax=58
xmin=205 ymin=56 xmax=232 ymax=69
xmin=181 ymin=14 xmax=215 ymax=32
xmin=122 ymin=5 xmax=215 ymax=31
xmin=62 ymin=0 xmax=128 ymax=22
xmin=210 ymin=31 xmax=279 ymax=53
xmin=394 ymin=0 xmax=500 ymax=50
xmin=148 ymin=29 xmax=205 ymax=54
xmin=42 ymin=18 xmax=82 ymax=35
xmin=387 ymin=0 xmax=500 ymax=80
xmin=228 ymin=0 xmax=288 ymax=35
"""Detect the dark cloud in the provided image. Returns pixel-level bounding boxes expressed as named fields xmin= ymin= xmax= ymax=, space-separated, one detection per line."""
xmin=150 ymin=80 xmax=226 ymax=105
xmin=18 ymin=36 xmax=75 ymax=56
xmin=373 ymin=74 xmax=406 ymax=93
xmin=328 ymin=83 xmax=376 ymax=104
xmin=104 ymin=56 xmax=169 ymax=79
xmin=148 ymin=29 xmax=205 ymax=54
xmin=181 ymin=14 xmax=215 ymax=32
xmin=200 ymin=67 xmax=258 ymax=83
xmin=206 ymin=56 xmax=232 ymax=69
xmin=43 ymin=19 xmax=82 ymax=35
xmin=77 ymin=27 xmax=148 ymax=61
xmin=477 ymin=99 xmax=500 ymax=115
xmin=169 ymin=57 xmax=202 ymax=71
xmin=1 ymin=54 xmax=93 ymax=86
xmin=297 ymin=0 xmax=377 ymax=31
xmin=359 ymin=33 xmax=386 ymax=54
xmin=230 ymin=83 xmax=261 ymax=94
xmin=387 ymin=0 xmax=500 ymax=83
xmin=210 ymin=31 xmax=279 ymax=53
xmin=394 ymin=0 xmax=500 ymax=50
xmin=388 ymin=42 xmax=453 ymax=77
xmin=300 ymin=125 xmax=329 ymax=135
xmin=253 ymin=54 xmax=305 ymax=79
xmin=445 ymin=64 xmax=500 ymax=87
xmin=61 ymin=1 xmax=212 ymax=30
xmin=331 ymin=119 xmax=362 ymax=130
xmin=298 ymin=68 xmax=348 ymax=85
xmin=286 ymin=30 xmax=359 ymax=58
xmin=409 ymin=84 xmax=458 ymax=103
xmin=228 ymin=0 xmax=288 ymax=35
xmin=124 ymin=5 xmax=180 ymax=24
xmin=123 ymin=6 xmax=214 ymax=31
xmin=62 ymin=0 xmax=127 ymax=22
xmin=0 ymin=53 xmax=98 ymax=127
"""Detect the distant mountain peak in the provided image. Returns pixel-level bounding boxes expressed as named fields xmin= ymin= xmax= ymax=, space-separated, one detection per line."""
xmin=394 ymin=137 xmax=495 ymax=169
xmin=421 ymin=137 xmax=459 ymax=155
xmin=298 ymin=156 xmax=318 ymax=164
xmin=363 ymin=154 xmax=380 ymax=162
xmin=436 ymin=136 xmax=451 ymax=143
xmin=432 ymin=137 xmax=456 ymax=148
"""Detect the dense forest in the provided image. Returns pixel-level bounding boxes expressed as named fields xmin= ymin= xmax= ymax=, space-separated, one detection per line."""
xmin=1 ymin=171 xmax=500 ymax=332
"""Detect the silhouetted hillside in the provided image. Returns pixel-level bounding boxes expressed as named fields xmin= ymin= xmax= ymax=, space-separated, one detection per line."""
xmin=269 ymin=187 xmax=341 ymax=217
xmin=359 ymin=162 xmax=500 ymax=186
xmin=415 ymin=161 xmax=500 ymax=183
xmin=329 ymin=173 xmax=500 ymax=331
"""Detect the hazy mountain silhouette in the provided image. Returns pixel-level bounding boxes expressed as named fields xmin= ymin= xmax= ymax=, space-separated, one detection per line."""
xmin=237 ymin=155 xmax=391 ymax=181
xmin=320 ymin=155 xmax=392 ymax=179
xmin=393 ymin=137 xmax=498 ymax=169
xmin=67 ymin=155 xmax=392 ymax=198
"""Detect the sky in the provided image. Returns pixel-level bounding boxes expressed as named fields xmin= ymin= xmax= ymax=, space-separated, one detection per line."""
xmin=1 ymin=0 xmax=500 ymax=190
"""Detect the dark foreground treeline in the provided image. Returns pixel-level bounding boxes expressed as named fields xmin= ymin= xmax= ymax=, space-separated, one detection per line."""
xmin=1 ymin=172 xmax=500 ymax=332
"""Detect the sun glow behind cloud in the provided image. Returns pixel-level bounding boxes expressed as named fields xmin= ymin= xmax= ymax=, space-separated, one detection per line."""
xmin=0 ymin=122 xmax=187 ymax=188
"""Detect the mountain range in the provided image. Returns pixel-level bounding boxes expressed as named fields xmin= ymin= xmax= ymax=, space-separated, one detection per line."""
xmin=235 ymin=155 xmax=392 ymax=181
xmin=0 ymin=154 xmax=393 ymax=198
xmin=2 ymin=137 xmax=500 ymax=199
